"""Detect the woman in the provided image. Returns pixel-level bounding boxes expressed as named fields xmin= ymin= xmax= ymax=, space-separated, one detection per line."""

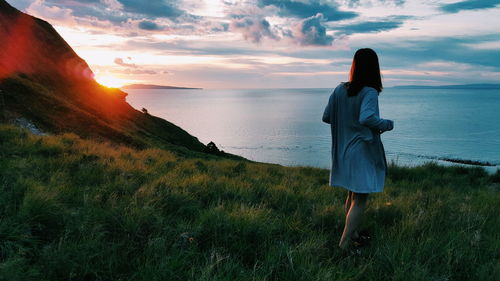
xmin=322 ymin=48 xmax=394 ymax=250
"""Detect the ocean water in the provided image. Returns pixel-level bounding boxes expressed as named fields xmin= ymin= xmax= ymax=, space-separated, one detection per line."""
xmin=126 ymin=87 xmax=500 ymax=172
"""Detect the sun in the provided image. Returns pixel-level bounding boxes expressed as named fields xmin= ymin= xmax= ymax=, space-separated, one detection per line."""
xmin=95 ymin=75 xmax=129 ymax=88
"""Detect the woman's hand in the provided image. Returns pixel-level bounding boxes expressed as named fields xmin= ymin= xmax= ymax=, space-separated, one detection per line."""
xmin=379 ymin=120 xmax=394 ymax=134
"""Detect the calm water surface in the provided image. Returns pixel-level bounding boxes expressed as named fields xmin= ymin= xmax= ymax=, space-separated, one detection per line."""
xmin=126 ymin=88 xmax=500 ymax=172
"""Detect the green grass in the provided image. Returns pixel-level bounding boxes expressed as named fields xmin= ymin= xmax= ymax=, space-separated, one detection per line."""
xmin=1 ymin=124 xmax=499 ymax=281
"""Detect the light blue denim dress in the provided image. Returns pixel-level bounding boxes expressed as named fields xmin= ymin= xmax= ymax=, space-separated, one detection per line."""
xmin=322 ymin=83 xmax=394 ymax=193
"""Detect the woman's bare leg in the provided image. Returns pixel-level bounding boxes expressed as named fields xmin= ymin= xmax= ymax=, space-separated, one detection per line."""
xmin=339 ymin=192 xmax=368 ymax=249
xmin=344 ymin=191 xmax=353 ymax=214
xmin=343 ymin=191 xmax=360 ymax=240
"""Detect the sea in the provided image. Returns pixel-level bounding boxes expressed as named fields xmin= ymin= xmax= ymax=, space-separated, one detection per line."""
xmin=126 ymin=87 xmax=500 ymax=173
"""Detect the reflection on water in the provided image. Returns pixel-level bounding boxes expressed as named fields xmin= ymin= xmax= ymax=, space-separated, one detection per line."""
xmin=126 ymin=88 xmax=500 ymax=172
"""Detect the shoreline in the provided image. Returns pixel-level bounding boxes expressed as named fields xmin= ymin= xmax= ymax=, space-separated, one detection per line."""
xmin=216 ymin=145 xmax=499 ymax=175
xmin=243 ymin=154 xmax=500 ymax=175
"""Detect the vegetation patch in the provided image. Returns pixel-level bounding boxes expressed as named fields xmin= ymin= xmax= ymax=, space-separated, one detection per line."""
xmin=1 ymin=125 xmax=498 ymax=281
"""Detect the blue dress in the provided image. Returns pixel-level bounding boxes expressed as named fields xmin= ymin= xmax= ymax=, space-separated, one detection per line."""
xmin=322 ymin=83 xmax=394 ymax=193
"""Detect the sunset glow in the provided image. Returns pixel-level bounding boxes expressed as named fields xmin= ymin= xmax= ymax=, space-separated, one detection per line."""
xmin=95 ymin=75 xmax=130 ymax=88
xmin=9 ymin=0 xmax=500 ymax=88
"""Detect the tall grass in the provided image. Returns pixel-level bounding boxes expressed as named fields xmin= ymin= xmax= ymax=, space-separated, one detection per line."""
xmin=1 ymin=125 xmax=498 ymax=280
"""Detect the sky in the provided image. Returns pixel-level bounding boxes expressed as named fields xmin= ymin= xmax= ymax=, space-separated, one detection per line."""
xmin=8 ymin=0 xmax=500 ymax=88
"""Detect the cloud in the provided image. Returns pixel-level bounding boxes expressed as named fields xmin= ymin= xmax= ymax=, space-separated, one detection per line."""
xmin=28 ymin=0 xmax=186 ymax=27
xmin=101 ymin=0 xmax=124 ymax=10
xmin=138 ymin=20 xmax=162 ymax=30
xmin=343 ymin=0 xmax=406 ymax=8
xmin=123 ymin=39 xmax=277 ymax=57
xmin=229 ymin=16 xmax=278 ymax=43
xmin=372 ymin=35 xmax=500 ymax=71
xmin=114 ymin=57 xmax=137 ymax=68
xmin=379 ymin=0 xmax=405 ymax=6
xmin=291 ymin=13 xmax=334 ymax=46
xmin=14 ymin=0 xmax=500 ymax=87
xmin=116 ymin=0 xmax=183 ymax=18
xmin=27 ymin=0 xmax=127 ymax=25
xmin=259 ymin=0 xmax=357 ymax=21
xmin=113 ymin=57 xmax=158 ymax=74
xmin=334 ymin=17 xmax=408 ymax=35
xmin=211 ymin=22 xmax=229 ymax=32
xmin=26 ymin=0 xmax=76 ymax=24
xmin=439 ymin=0 xmax=500 ymax=14
xmin=114 ymin=68 xmax=158 ymax=75
xmin=9 ymin=0 xmax=40 ymax=10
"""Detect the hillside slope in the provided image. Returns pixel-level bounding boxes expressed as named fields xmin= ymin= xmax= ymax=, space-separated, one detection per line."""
xmin=1 ymin=125 xmax=498 ymax=280
xmin=0 ymin=0 xmax=207 ymax=153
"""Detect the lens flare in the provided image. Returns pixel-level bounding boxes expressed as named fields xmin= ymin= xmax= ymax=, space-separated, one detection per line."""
xmin=95 ymin=75 xmax=129 ymax=88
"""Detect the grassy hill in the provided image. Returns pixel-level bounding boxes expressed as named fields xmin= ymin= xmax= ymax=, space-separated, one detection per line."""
xmin=1 ymin=125 xmax=498 ymax=281
xmin=0 ymin=0 xmax=210 ymax=155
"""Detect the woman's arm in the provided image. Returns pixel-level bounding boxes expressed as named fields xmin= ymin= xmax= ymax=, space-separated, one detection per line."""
xmin=322 ymin=93 xmax=334 ymax=124
xmin=359 ymin=89 xmax=394 ymax=132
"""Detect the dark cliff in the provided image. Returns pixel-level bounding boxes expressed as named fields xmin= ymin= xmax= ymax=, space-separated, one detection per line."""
xmin=0 ymin=0 xmax=206 ymax=153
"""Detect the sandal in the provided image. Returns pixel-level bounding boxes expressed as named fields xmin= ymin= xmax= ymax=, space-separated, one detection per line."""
xmin=352 ymin=231 xmax=371 ymax=247
xmin=338 ymin=243 xmax=362 ymax=257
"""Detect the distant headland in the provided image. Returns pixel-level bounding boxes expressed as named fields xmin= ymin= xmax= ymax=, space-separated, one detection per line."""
xmin=392 ymin=84 xmax=500 ymax=89
xmin=121 ymin=84 xmax=202 ymax=90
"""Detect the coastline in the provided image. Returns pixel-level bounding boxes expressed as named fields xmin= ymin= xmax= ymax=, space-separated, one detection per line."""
xmin=125 ymin=87 xmax=500 ymax=177
xmin=219 ymin=145 xmax=500 ymax=175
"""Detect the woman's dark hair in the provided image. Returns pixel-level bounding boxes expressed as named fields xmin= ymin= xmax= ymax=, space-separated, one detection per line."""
xmin=346 ymin=48 xmax=383 ymax=96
